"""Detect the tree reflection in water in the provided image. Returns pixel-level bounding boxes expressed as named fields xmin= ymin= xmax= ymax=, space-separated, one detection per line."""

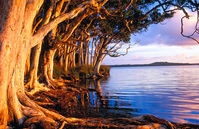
xmin=75 ymin=78 xmax=136 ymax=119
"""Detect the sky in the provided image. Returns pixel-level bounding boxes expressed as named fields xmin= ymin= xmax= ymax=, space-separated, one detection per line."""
xmin=103 ymin=9 xmax=199 ymax=65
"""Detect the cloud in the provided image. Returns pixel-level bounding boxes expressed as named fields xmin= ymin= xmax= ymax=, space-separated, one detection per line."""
xmin=103 ymin=10 xmax=199 ymax=65
xmin=131 ymin=9 xmax=198 ymax=46
xmin=103 ymin=44 xmax=199 ymax=65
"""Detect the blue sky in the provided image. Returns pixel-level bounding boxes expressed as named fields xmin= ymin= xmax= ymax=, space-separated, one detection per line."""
xmin=103 ymin=9 xmax=199 ymax=65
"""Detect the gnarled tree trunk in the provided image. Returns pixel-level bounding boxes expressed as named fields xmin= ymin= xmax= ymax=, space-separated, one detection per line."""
xmin=0 ymin=0 xmax=44 ymax=127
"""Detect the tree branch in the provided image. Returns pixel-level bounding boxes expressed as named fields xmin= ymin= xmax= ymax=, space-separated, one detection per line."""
xmin=61 ymin=10 xmax=94 ymax=42
xmin=124 ymin=0 xmax=134 ymax=10
xmin=181 ymin=16 xmax=199 ymax=44
xmin=31 ymin=1 xmax=90 ymax=47
xmin=32 ymin=4 xmax=54 ymax=34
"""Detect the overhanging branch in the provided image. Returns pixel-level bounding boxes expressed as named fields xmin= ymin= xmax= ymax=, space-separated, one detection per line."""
xmin=31 ymin=1 xmax=90 ymax=47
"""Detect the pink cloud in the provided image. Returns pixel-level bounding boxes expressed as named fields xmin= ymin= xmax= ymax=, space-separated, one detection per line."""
xmin=131 ymin=9 xmax=198 ymax=46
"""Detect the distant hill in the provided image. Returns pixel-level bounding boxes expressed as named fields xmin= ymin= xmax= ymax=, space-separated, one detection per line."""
xmin=109 ymin=62 xmax=199 ymax=67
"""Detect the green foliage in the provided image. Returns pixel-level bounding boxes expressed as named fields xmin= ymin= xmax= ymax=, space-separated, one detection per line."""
xmin=95 ymin=0 xmax=176 ymax=44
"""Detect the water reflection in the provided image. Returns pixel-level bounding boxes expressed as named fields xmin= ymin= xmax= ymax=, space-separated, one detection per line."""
xmin=78 ymin=66 xmax=199 ymax=124
xmin=77 ymin=79 xmax=137 ymax=118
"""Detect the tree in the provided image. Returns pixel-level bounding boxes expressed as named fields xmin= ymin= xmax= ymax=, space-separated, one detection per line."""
xmin=0 ymin=0 xmax=198 ymax=128
xmin=85 ymin=0 xmax=176 ymax=76
xmin=0 ymin=0 xmax=103 ymax=128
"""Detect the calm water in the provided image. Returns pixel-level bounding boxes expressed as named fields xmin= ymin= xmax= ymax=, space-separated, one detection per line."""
xmin=89 ymin=65 xmax=199 ymax=124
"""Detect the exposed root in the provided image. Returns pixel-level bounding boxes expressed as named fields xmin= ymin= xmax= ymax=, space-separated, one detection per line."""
xmin=23 ymin=116 xmax=58 ymax=129
xmin=24 ymin=81 xmax=31 ymax=89
xmin=45 ymin=75 xmax=65 ymax=89
xmin=56 ymin=78 xmax=71 ymax=83
xmin=34 ymin=101 xmax=55 ymax=106
xmin=27 ymin=83 xmax=50 ymax=95
xmin=59 ymin=121 xmax=66 ymax=129
xmin=24 ymin=77 xmax=40 ymax=90
xmin=45 ymin=78 xmax=93 ymax=93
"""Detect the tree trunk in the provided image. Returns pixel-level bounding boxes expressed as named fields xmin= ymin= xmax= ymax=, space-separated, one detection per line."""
xmin=44 ymin=49 xmax=57 ymax=86
xmin=26 ymin=42 xmax=42 ymax=89
xmin=71 ymin=48 xmax=76 ymax=68
xmin=94 ymin=46 xmax=106 ymax=76
xmin=78 ymin=42 xmax=84 ymax=66
xmin=84 ymin=41 xmax=89 ymax=65
xmin=0 ymin=0 xmax=43 ymax=127
xmin=59 ymin=55 xmax=64 ymax=67
xmin=94 ymin=49 xmax=105 ymax=76
xmin=0 ymin=39 xmax=29 ymax=128
xmin=24 ymin=52 xmax=30 ymax=78
xmin=0 ymin=0 xmax=89 ymax=126
xmin=64 ymin=46 xmax=70 ymax=72
xmin=94 ymin=57 xmax=103 ymax=75
xmin=90 ymin=39 xmax=95 ymax=66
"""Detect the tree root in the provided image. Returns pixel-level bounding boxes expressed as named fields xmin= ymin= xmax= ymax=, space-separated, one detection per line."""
xmin=23 ymin=116 xmax=58 ymax=129
xmin=27 ymin=83 xmax=50 ymax=95
xmin=25 ymin=78 xmax=82 ymax=96
xmin=59 ymin=121 xmax=66 ymax=129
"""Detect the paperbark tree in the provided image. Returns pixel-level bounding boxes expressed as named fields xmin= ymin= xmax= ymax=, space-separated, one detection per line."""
xmin=0 ymin=0 xmax=197 ymax=128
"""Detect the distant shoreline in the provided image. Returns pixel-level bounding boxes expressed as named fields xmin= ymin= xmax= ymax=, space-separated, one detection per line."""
xmin=109 ymin=62 xmax=199 ymax=67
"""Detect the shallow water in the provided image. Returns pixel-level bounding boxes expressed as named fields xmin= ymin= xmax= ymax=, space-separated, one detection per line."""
xmin=88 ymin=65 xmax=199 ymax=124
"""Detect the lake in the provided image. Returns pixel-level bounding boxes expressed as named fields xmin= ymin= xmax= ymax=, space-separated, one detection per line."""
xmin=86 ymin=65 xmax=199 ymax=124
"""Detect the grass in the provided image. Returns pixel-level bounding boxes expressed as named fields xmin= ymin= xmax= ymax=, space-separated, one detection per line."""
xmin=53 ymin=62 xmax=110 ymax=81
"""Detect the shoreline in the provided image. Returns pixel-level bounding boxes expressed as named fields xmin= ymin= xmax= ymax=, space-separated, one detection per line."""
xmin=109 ymin=62 xmax=199 ymax=67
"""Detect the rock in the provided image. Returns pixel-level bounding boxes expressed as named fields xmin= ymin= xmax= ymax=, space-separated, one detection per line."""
xmin=135 ymin=115 xmax=175 ymax=129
